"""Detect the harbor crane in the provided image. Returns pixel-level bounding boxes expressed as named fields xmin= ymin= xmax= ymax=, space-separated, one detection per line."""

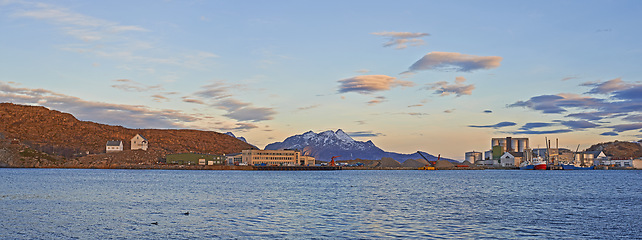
xmin=330 ymin=156 xmax=340 ymax=167
xmin=417 ymin=151 xmax=438 ymax=170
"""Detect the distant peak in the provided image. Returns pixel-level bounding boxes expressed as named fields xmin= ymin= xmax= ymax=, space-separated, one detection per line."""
xmin=335 ymin=129 xmax=354 ymax=142
xmin=224 ymin=132 xmax=236 ymax=138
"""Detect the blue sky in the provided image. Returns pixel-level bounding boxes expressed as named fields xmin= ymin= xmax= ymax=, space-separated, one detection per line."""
xmin=1 ymin=0 xmax=641 ymax=159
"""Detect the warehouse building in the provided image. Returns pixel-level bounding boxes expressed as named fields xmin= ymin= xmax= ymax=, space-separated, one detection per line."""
xmin=242 ymin=149 xmax=315 ymax=166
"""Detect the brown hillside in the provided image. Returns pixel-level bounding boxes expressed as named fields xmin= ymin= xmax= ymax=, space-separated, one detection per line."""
xmin=586 ymin=140 xmax=642 ymax=159
xmin=0 ymin=103 xmax=256 ymax=159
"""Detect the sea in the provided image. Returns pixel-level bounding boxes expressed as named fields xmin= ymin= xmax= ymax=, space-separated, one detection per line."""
xmin=1 ymin=169 xmax=640 ymax=239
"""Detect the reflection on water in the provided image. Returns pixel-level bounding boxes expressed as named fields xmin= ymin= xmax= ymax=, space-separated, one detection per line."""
xmin=1 ymin=169 xmax=640 ymax=239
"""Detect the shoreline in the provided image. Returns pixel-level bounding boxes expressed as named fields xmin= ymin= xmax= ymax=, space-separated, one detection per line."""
xmin=6 ymin=165 xmax=637 ymax=170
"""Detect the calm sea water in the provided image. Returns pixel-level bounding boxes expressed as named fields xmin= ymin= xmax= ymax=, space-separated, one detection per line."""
xmin=0 ymin=169 xmax=640 ymax=239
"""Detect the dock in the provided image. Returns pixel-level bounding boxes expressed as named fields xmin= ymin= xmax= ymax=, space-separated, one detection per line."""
xmin=253 ymin=166 xmax=342 ymax=171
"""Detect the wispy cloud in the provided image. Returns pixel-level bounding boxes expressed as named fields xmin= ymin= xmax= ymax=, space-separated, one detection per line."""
xmin=508 ymin=93 xmax=604 ymax=114
xmin=509 ymin=129 xmax=573 ymax=135
xmin=12 ymin=2 xmax=148 ymax=41
xmin=346 ymin=131 xmax=385 ymax=137
xmin=111 ymin=79 xmax=163 ymax=92
xmin=217 ymin=122 xmax=259 ymax=131
xmin=223 ymin=107 xmax=276 ymax=122
xmin=561 ymin=76 xmax=579 ymax=81
xmin=582 ymin=78 xmax=632 ymax=94
xmin=7 ymin=1 xmax=217 ymax=69
xmin=519 ymin=122 xmax=555 ymax=130
xmin=426 ymin=76 xmax=475 ymax=97
xmin=151 ymin=94 xmax=170 ymax=102
xmin=338 ymin=75 xmax=414 ymax=94
xmin=610 ymin=123 xmax=642 ymax=133
xmin=182 ymin=98 xmax=206 ymax=105
xmin=468 ymin=121 xmax=516 ymax=129
xmin=371 ymin=31 xmax=429 ymax=49
xmin=600 ymin=132 xmax=618 ymax=136
xmin=408 ymin=52 xmax=502 ymax=72
xmin=188 ymin=82 xmax=276 ymax=122
xmin=561 ymin=120 xmax=600 ymax=130
xmin=368 ymin=96 xmax=386 ymax=106
xmin=295 ymin=104 xmax=321 ymax=112
xmin=407 ymin=112 xmax=429 ymax=117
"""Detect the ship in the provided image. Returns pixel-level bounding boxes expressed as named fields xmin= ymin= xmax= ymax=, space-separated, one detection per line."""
xmin=533 ymin=158 xmax=547 ymax=170
xmin=560 ymin=163 xmax=594 ymax=170
xmin=519 ymin=156 xmax=546 ymax=170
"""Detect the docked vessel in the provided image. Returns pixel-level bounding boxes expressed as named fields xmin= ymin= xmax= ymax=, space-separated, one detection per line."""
xmin=519 ymin=157 xmax=546 ymax=170
xmin=561 ymin=164 xmax=594 ymax=170
xmin=533 ymin=158 xmax=547 ymax=170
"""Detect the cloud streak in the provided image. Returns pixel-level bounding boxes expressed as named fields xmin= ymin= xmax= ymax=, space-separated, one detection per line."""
xmin=189 ymin=82 xmax=276 ymax=122
xmin=427 ymin=76 xmax=475 ymax=97
xmin=111 ymin=79 xmax=163 ymax=92
xmin=468 ymin=121 xmax=516 ymax=129
xmin=338 ymin=75 xmax=414 ymax=94
xmin=346 ymin=131 xmax=385 ymax=137
xmin=371 ymin=31 xmax=429 ymax=49
xmin=7 ymin=1 xmax=217 ymax=70
xmin=409 ymin=52 xmax=502 ymax=72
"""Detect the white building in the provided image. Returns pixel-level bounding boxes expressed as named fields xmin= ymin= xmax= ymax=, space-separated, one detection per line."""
xmin=242 ymin=149 xmax=315 ymax=166
xmin=131 ymin=134 xmax=148 ymax=151
xmin=106 ymin=140 xmax=123 ymax=153
xmin=601 ymin=159 xmax=634 ymax=168
xmin=499 ymin=152 xmax=523 ymax=167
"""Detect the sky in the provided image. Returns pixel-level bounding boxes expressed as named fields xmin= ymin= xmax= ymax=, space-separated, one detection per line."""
xmin=1 ymin=0 xmax=641 ymax=160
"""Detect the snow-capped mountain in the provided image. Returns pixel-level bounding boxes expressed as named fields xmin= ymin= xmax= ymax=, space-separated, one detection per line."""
xmin=224 ymin=132 xmax=248 ymax=143
xmin=264 ymin=129 xmax=452 ymax=163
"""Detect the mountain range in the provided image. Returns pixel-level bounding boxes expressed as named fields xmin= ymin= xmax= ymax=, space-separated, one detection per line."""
xmin=264 ymin=129 xmax=453 ymax=163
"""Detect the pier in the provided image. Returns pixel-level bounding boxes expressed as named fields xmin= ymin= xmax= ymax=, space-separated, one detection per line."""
xmin=253 ymin=166 xmax=342 ymax=171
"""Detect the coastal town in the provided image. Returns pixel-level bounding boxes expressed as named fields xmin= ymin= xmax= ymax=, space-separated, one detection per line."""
xmin=1 ymin=103 xmax=641 ymax=170
xmin=97 ymin=133 xmax=642 ymax=170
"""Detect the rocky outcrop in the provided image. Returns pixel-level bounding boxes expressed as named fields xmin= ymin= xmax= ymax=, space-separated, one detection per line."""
xmin=586 ymin=141 xmax=642 ymax=159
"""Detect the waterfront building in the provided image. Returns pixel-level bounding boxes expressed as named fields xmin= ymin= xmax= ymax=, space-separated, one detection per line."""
xmin=131 ymin=134 xmax=148 ymax=151
xmin=165 ymin=153 xmax=225 ymax=165
xmin=500 ymin=152 xmax=523 ymax=167
xmin=241 ymin=149 xmax=315 ymax=166
xmin=106 ymin=140 xmax=123 ymax=153
xmin=601 ymin=159 xmax=633 ymax=168
xmin=225 ymin=153 xmax=243 ymax=165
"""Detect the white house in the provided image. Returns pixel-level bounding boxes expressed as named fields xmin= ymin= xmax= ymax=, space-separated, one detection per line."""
xmin=106 ymin=140 xmax=123 ymax=153
xmin=131 ymin=134 xmax=148 ymax=151
xmin=500 ymin=152 xmax=523 ymax=167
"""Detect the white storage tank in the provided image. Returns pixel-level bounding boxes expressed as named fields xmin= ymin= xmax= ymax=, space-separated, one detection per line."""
xmin=465 ymin=151 xmax=483 ymax=163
